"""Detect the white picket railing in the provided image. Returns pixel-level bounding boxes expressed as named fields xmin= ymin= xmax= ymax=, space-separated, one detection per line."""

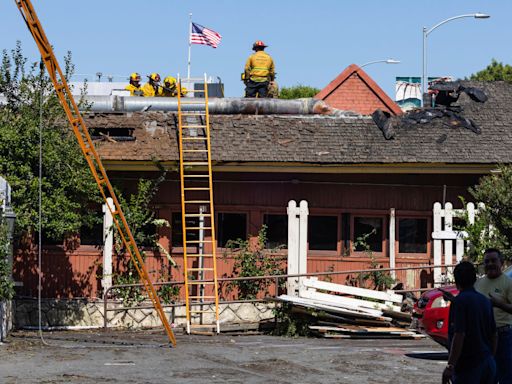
xmin=432 ymin=201 xmax=484 ymax=285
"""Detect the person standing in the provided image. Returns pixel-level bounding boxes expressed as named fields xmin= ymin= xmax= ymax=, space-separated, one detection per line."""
xmin=443 ymin=261 xmax=497 ymax=384
xmin=475 ymin=248 xmax=512 ymax=384
xmin=244 ymin=40 xmax=275 ymax=98
xmin=141 ymin=73 xmax=162 ymax=97
xmin=125 ymin=72 xmax=143 ymax=96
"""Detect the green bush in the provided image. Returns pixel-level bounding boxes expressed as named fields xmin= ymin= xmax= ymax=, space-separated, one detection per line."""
xmin=0 ymin=217 xmax=14 ymax=300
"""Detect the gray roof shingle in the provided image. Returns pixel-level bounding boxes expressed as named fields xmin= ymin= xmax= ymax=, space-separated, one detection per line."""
xmin=86 ymin=81 xmax=512 ymax=165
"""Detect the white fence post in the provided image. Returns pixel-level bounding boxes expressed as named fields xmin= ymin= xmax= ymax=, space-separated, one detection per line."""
xmin=444 ymin=202 xmax=453 ymax=268
xmin=298 ymin=200 xmax=309 ymax=289
xmin=433 ymin=202 xmax=442 ymax=286
xmin=389 ymin=208 xmax=396 ymax=280
xmin=102 ymin=197 xmax=114 ymax=293
xmin=287 ymin=201 xmax=300 ymax=296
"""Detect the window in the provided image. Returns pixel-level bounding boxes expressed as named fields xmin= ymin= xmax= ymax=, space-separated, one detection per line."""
xmin=354 ymin=217 xmax=383 ymax=252
xmin=399 ymin=218 xmax=427 ymax=253
xmin=308 ymin=216 xmax=338 ymax=251
xmin=263 ymin=214 xmax=288 ymax=248
xmin=171 ymin=213 xmax=199 ymax=247
xmin=217 ymin=213 xmax=247 ymax=247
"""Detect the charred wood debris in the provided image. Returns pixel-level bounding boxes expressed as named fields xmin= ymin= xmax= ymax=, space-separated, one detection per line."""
xmin=372 ymin=82 xmax=488 ymax=141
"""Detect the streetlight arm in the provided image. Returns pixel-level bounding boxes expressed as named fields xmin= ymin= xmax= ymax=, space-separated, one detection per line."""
xmin=425 ymin=14 xmax=482 ymax=36
xmin=359 ymin=59 xmax=400 ymax=69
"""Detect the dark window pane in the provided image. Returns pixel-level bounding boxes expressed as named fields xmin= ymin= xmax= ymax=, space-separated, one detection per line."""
xmin=309 ymin=216 xmax=337 ymax=251
xmin=217 ymin=213 xmax=247 ymax=247
xmin=171 ymin=212 xmax=199 ymax=247
xmin=354 ymin=217 xmax=383 ymax=252
xmin=399 ymin=218 xmax=427 ymax=253
xmin=264 ymin=214 xmax=288 ymax=248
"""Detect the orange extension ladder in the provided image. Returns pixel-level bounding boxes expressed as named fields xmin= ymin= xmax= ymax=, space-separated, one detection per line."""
xmin=14 ymin=0 xmax=176 ymax=346
xmin=177 ymin=76 xmax=220 ymax=334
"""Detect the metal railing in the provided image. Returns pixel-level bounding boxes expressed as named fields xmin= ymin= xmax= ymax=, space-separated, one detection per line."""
xmin=102 ymin=263 xmax=456 ymax=329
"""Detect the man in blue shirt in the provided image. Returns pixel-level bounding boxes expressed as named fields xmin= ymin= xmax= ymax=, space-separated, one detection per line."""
xmin=443 ymin=261 xmax=497 ymax=384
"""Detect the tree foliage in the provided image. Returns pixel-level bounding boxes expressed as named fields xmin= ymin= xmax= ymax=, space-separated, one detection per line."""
xmin=279 ymin=84 xmax=320 ymax=99
xmin=111 ymin=174 xmax=180 ymax=305
xmin=469 ymin=59 xmax=512 ymax=82
xmin=465 ymin=165 xmax=512 ymax=260
xmin=0 ymin=217 xmax=14 ymax=300
xmin=0 ymin=42 xmax=99 ymax=241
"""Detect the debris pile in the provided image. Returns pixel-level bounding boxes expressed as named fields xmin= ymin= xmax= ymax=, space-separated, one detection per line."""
xmin=372 ymin=81 xmax=488 ymax=140
xmin=276 ymin=278 xmax=423 ymax=339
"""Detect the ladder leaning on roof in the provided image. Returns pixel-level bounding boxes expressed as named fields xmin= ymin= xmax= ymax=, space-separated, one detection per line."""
xmin=177 ymin=75 xmax=220 ymax=334
xmin=14 ymin=0 xmax=177 ymax=346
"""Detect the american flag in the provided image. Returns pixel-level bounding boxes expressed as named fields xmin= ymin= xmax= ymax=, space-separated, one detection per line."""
xmin=190 ymin=22 xmax=222 ymax=48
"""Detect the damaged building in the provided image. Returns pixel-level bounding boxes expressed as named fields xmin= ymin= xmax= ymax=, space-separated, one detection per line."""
xmin=12 ymin=76 xmax=512 ymax=299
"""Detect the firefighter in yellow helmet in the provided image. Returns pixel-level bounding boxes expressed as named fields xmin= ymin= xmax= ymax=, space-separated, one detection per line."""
xmin=244 ymin=40 xmax=275 ymax=98
xmin=141 ymin=73 xmax=162 ymax=97
xmin=125 ymin=72 xmax=143 ymax=96
xmin=160 ymin=76 xmax=188 ymax=97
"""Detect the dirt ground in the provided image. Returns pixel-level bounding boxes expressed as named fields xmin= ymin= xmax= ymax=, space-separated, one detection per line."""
xmin=0 ymin=329 xmax=447 ymax=384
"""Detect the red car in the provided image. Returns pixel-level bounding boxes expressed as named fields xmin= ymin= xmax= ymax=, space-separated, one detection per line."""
xmin=413 ymin=285 xmax=458 ymax=348
xmin=414 ymin=267 xmax=512 ymax=348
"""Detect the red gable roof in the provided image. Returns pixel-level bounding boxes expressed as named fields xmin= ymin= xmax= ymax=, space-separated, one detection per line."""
xmin=315 ymin=64 xmax=402 ymax=116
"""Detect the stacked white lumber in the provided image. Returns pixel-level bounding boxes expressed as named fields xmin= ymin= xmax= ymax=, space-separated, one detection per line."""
xmin=276 ymin=277 xmax=420 ymax=339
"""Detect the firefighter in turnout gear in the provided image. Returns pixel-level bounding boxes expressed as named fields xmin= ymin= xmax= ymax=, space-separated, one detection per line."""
xmin=160 ymin=76 xmax=188 ymax=97
xmin=125 ymin=72 xmax=143 ymax=96
xmin=142 ymin=73 xmax=162 ymax=97
xmin=244 ymin=40 xmax=275 ymax=98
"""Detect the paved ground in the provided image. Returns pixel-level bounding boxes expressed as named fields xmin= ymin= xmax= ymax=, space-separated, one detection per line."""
xmin=0 ymin=329 xmax=447 ymax=383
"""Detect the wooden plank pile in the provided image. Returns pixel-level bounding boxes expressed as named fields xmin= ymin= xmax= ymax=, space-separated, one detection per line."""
xmin=276 ymin=277 xmax=423 ymax=339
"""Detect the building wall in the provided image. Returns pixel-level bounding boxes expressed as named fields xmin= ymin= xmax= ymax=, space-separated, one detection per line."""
xmin=12 ymin=171 xmax=481 ymax=298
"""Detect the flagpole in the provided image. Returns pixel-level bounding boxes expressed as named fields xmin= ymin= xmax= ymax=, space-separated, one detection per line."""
xmin=187 ymin=13 xmax=192 ymax=79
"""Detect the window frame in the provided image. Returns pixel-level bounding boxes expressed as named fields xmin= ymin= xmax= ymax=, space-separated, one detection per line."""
xmin=216 ymin=211 xmax=249 ymax=249
xmin=307 ymin=213 xmax=341 ymax=256
xmin=396 ymin=215 xmax=431 ymax=258
xmin=350 ymin=213 xmax=387 ymax=257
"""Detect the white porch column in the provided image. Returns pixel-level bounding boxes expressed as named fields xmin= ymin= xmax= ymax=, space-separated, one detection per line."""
xmin=389 ymin=208 xmax=396 ymax=280
xmin=102 ymin=197 xmax=114 ymax=292
xmin=433 ymin=202 xmax=442 ymax=286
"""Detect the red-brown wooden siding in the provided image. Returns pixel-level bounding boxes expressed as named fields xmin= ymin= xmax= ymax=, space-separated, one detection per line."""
xmin=13 ymin=172 xmax=481 ymax=298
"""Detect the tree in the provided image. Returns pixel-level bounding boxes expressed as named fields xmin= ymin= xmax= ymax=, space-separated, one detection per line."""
xmin=279 ymin=84 xmax=320 ymax=99
xmin=469 ymin=59 xmax=512 ymax=82
xmin=464 ymin=165 xmax=512 ymax=260
xmin=0 ymin=42 xmax=99 ymax=241
xmin=0 ymin=217 xmax=14 ymax=300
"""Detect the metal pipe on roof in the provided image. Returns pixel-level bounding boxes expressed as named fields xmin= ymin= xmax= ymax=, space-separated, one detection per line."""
xmin=80 ymin=96 xmax=338 ymax=115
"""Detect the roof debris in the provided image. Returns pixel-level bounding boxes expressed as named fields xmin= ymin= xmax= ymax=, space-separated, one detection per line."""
xmin=372 ymin=81 xmax=488 ymax=140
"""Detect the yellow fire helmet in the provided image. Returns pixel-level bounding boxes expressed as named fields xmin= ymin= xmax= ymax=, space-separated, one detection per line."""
xmin=130 ymin=72 xmax=141 ymax=81
xmin=164 ymin=76 xmax=177 ymax=87
xmin=149 ymin=73 xmax=161 ymax=82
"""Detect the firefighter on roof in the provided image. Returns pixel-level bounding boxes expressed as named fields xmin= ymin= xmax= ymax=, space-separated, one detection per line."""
xmin=125 ymin=72 xmax=143 ymax=96
xmin=243 ymin=40 xmax=275 ymax=98
xmin=142 ymin=73 xmax=162 ymax=97
xmin=160 ymin=76 xmax=188 ymax=97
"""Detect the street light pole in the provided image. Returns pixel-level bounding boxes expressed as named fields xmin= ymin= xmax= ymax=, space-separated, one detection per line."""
xmin=421 ymin=13 xmax=490 ymax=106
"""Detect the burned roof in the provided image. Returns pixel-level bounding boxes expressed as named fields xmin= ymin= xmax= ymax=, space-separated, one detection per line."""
xmin=87 ymin=81 xmax=512 ymax=165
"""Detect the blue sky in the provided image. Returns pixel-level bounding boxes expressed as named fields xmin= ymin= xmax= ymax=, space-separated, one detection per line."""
xmin=1 ymin=1 xmax=510 ymax=98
